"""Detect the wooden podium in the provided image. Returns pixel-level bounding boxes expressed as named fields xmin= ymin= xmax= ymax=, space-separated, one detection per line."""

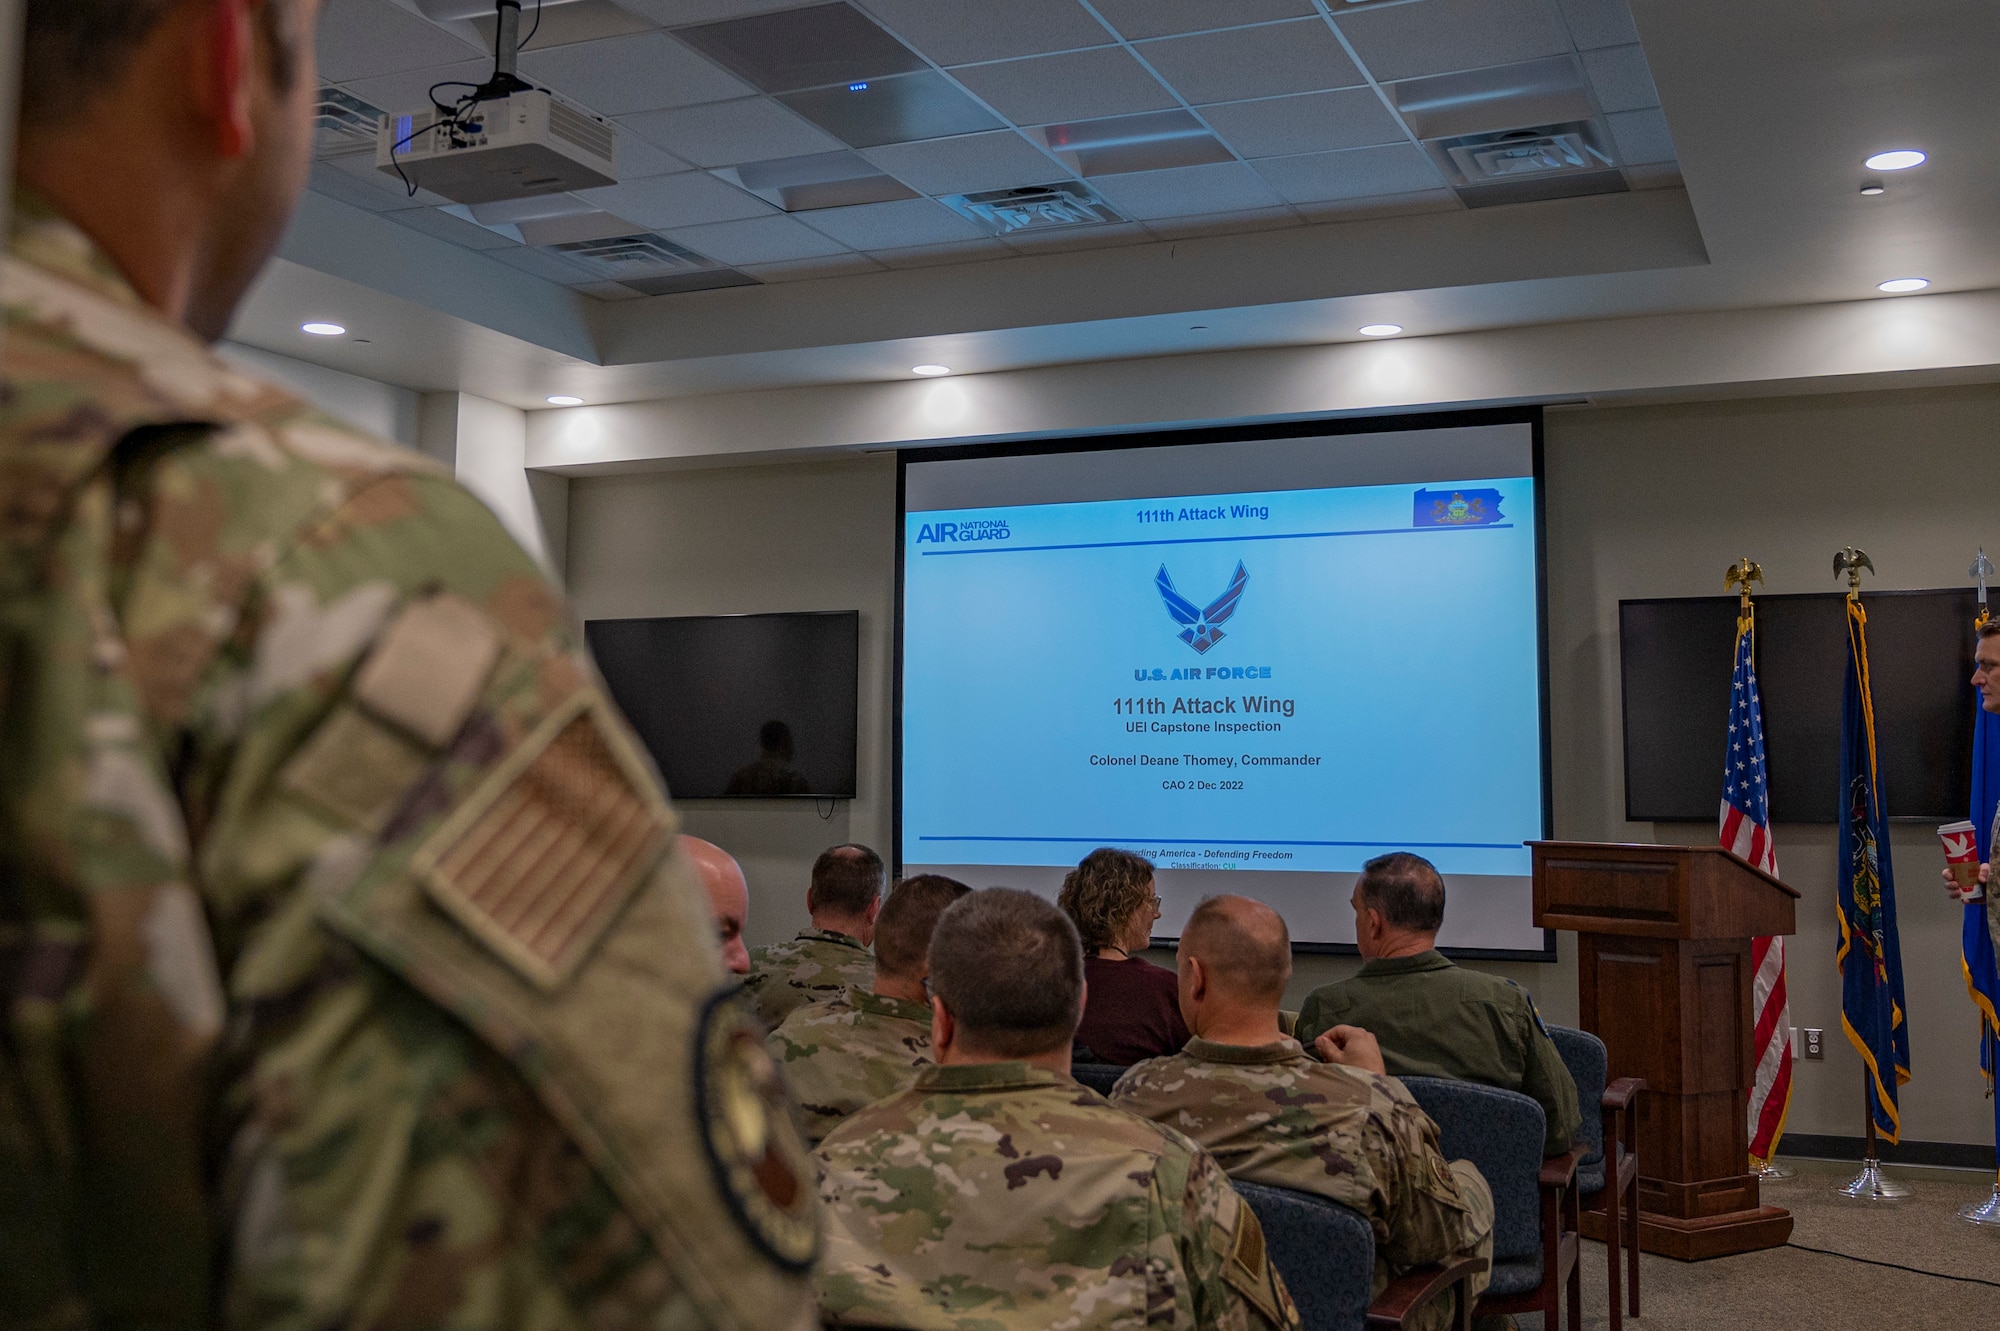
xmin=1530 ymin=841 xmax=1800 ymax=1260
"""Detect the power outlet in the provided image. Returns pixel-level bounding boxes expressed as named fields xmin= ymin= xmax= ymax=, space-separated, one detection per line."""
xmin=1803 ymin=1028 xmax=1825 ymax=1060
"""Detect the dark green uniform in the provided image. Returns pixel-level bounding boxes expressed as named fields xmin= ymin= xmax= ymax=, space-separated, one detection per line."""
xmin=1296 ymin=952 xmax=1581 ymax=1157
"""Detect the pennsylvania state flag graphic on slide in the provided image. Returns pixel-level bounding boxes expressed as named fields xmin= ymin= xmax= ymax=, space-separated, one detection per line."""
xmin=1836 ymin=597 xmax=1912 ymax=1140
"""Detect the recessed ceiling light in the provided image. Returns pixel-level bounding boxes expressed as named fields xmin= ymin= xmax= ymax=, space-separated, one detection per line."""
xmin=546 ymin=395 xmax=584 ymax=406
xmin=1864 ymin=149 xmax=1926 ymax=171
xmin=1358 ymin=323 xmax=1403 ymax=337
xmin=301 ymin=321 xmax=346 ymax=336
xmin=1859 ymin=180 xmax=1885 ymax=196
xmin=911 ymin=364 xmax=951 ymax=376
xmin=1877 ymin=278 xmax=1929 ymax=293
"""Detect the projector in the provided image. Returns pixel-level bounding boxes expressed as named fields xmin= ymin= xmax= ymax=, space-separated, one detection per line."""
xmin=376 ymin=89 xmax=616 ymax=204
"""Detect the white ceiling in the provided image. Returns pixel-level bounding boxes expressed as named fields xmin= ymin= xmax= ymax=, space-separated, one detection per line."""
xmin=230 ymin=0 xmax=2000 ymax=411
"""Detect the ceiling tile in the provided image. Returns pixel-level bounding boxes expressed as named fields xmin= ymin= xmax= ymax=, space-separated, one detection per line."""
xmin=673 ymin=3 xmax=926 ymax=94
xmin=1089 ymin=0 xmax=1316 ymax=41
xmin=518 ymin=33 xmax=754 ymax=116
xmin=574 ymin=169 xmax=777 ymax=227
xmin=468 ymin=0 xmax=651 ymax=49
xmin=618 ymin=134 xmax=693 ymax=181
xmin=664 ymin=213 xmax=857 ymax=263
xmin=316 ymin=152 xmax=452 ymax=208
xmin=337 ymin=59 xmax=492 ymax=117
xmin=859 ymin=0 xmax=1113 ymax=65
xmin=737 ymin=253 xmax=889 ymax=281
xmin=1333 ymin=0 xmax=1569 ymax=84
xmin=999 ymin=221 xmax=1152 ymax=254
xmin=572 ymin=279 xmax=649 ymax=300
xmin=1143 ymin=207 xmax=1301 ymax=241
xmin=869 ymin=238 xmax=1015 ymax=268
xmin=863 ymin=131 xmax=1068 ymax=195
xmin=318 ymin=0 xmax=482 ymax=82
xmin=1200 ymin=89 xmax=1404 ymax=159
xmin=1250 ymin=142 xmax=1444 ymax=204
xmin=951 ymin=49 xmax=1179 ymax=127
xmin=385 ymin=205 xmax=522 ymax=249
xmin=1582 ymin=45 xmax=1661 ymax=114
xmin=781 ymin=72 xmax=1003 ymax=148
xmin=1086 ymin=162 xmax=1283 ymax=221
xmin=1606 ymin=107 xmax=1676 ymax=165
xmin=487 ymin=244 xmax=598 ymax=283
xmin=803 ymin=197 xmax=989 ymax=248
xmin=308 ymin=162 xmax=422 ymax=212
xmin=623 ymin=0 xmax=808 ymax=21
xmin=620 ymin=98 xmax=846 ymax=166
xmin=1291 ymin=189 xmax=1459 ymax=224
xmin=1039 ymin=109 xmax=1231 ymax=176
xmin=1553 ymin=0 xmax=1641 ymax=50
xmin=1136 ymin=21 xmax=1363 ymax=106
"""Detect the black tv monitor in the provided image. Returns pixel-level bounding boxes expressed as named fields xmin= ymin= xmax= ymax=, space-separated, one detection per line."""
xmin=586 ymin=611 xmax=859 ymax=800
xmin=1620 ymin=589 xmax=1977 ymax=823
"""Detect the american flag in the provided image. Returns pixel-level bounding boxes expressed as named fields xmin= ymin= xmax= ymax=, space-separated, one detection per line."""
xmin=1721 ymin=619 xmax=1791 ymax=1163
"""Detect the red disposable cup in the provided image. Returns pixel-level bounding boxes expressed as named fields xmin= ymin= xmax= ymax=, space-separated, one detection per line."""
xmin=1939 ymin=820 xmax=1983 ymax=899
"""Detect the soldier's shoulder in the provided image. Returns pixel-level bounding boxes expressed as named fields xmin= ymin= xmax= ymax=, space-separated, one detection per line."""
xmin=1110 ymin=1051 xmax=1195 ymax=1097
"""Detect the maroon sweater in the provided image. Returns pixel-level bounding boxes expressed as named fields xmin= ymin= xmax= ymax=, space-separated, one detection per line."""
xmin=1075 ymin=955 xmax=1192 ymax=1066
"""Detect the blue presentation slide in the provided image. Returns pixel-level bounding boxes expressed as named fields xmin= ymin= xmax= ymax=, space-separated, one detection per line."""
xmin=902 ymin=475 xmax=1544 ymax=881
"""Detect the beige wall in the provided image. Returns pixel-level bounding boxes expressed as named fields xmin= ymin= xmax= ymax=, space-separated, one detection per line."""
xmin=563 ymin=380 xmax=2000 ymax=1146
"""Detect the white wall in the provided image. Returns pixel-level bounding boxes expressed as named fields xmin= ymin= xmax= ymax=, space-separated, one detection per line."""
xmin=418 ymin=391 xmax=570 ymax=584
xmin=220 ymin=341 xmax=421 ymax=447
xmin=561 ymin=380 xmax=2000 ymax=1148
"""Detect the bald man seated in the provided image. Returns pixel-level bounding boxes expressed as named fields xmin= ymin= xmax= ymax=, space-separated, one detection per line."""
xmin=768 ymin=874 xmax=970 ymax=1143
xmin=683 ymin=835 xmax=751 ymax=976
xmin=1111 ymin=896 xmax=1494 ymax=1331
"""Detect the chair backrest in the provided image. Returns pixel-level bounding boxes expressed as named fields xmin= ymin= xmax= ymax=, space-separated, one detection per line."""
xmin=1546 ymin=1024 xmax=1607 ymax=1171
xmin=1232 ymin=1179 xmax=1374 ymax=1331
xmin=1071 ymin=1062 xmax=1128 ymax=1096
xmin=1399 ymin=1076 xmax=1546 ymax=1263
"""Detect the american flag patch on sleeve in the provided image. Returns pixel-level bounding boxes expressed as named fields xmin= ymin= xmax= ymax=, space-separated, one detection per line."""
xmin=413 ymin=692 xmax=669 ymax=990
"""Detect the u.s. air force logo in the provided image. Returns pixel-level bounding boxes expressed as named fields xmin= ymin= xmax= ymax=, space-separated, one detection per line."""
xmin=1156 ymin=561 xmax=1248 ymax=654
xmin=694 ymin=988 xmax=820 ymax=1271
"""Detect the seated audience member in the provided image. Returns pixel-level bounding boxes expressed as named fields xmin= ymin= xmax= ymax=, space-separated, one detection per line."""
xmin=1058 ymin=848 xmax=1191 ymax=1064
xmin=770 ymin=874 xmax=971 ymax=1143
xmin=1298 ymin=853 xmax=1580 ymax=1157
xmin=682 ymin=835 xmax=752 ymax=976
xmin=816 ymin=889 xmax=1300 ymax=1331
xmin=746 ymin=843 xmax=884 ymax=1025
xmin=1113 ymin=896 xmax=1493 ymax=1331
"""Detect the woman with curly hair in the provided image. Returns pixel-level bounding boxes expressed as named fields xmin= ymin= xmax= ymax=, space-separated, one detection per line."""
xmin=1057 ymin=848 xmax=1190 ymax=1065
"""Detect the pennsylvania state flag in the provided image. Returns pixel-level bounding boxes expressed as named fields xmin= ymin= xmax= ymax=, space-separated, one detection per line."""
xmin=1966 ymin=697 xmax=2000 ymax=1173
xmin=1836 ymin=597 xmax=1912 ymax=1140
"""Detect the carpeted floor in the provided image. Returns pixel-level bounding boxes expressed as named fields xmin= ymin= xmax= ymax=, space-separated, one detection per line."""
xmin=1512 ymin=1157 xmax=2000 ymax=1330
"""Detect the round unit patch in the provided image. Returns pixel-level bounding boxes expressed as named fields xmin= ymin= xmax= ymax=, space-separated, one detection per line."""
xmin=693 ymin=987 xmax=820 ymax=1272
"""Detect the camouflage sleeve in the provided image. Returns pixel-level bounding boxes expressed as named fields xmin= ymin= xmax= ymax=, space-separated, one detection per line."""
xmin=150 ymin=448 xmax=815 ymax=1331
xmin=1372 ymin=1100 xmax=1488 ymax=1274
xmin=1170 ymin=1144 xmax=1301 ymax=1331
xmin=1513 ymin=999 xmax=1583 ymax=1156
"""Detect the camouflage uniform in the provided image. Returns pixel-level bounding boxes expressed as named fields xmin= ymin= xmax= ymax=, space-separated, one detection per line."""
xmin=815 ymin=1061 xmax=1301 ymax=1331
xmin=1297 ymin=951 xmax=1582 ymax=1157
xmin=0 ymin=198 xmax=818 ymax=1331
xmin=745 ymin=927 xmax=874 ymax=1026
xmin=1112 ymin=1038 xmax=1493 ymax=1331
xmin=767 ymin=984 xmax=932 ymax=1144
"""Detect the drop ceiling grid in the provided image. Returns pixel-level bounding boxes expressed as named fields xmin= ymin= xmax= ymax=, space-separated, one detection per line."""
xmin=317 ymin=0 xmax=1676 ymax=292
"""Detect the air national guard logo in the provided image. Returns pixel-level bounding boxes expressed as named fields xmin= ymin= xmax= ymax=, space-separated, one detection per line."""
xmin=1413 ymin=487 xmax=1505 ymax=527
xmin=1157 ymin=561 xmax=1248 ymax=654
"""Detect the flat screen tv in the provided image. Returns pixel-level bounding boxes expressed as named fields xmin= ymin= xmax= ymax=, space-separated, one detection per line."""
xmin=586 ymin=611 xmax=859 ymax=800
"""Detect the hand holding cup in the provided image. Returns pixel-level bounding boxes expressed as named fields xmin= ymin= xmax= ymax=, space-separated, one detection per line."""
xmin=1939 ymin=820 xmax=1987 ymax=902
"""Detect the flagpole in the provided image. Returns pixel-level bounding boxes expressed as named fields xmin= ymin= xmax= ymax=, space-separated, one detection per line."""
xmin=1834 ymin=548 xmax=1911 ymax=1201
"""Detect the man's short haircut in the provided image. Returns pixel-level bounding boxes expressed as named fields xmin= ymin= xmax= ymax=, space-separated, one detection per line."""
xmin=1357 ymin=852 xmax=1447 ymax=934
xmin=1056 ymin=847 xmax=1156 ymax=951
xmin=1181 ymin=896 xmax=1291 ymax=1005
xmin=809 ymin=844 xmax=884 ymax=917
xmin=929 ymin=889 xmax=1084 ymax=1058
xmin=872 ymin=875 xmax=971 ymax=978
xmin=23 ymin=0 xmax=303 ymax=129
xmin=1978 ymin=618 xmax=2000 ymax=640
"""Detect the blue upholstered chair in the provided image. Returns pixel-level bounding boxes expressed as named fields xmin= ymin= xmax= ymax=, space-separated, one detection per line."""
xmin=1400 ymin=1077 xmax=1581 ymax=1331
xmin=1070 ymin=1062 xmax=1128 ymax=1096
xmin=1233 ymin=1180 xmax=1484 ymax=1331
xmin=1547 ymin=1025 xmax=1643 ymax=1331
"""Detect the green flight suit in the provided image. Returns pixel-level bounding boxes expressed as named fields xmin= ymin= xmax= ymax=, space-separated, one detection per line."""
xmin=1296 ymin=952 xmax=1582 ymax=1157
